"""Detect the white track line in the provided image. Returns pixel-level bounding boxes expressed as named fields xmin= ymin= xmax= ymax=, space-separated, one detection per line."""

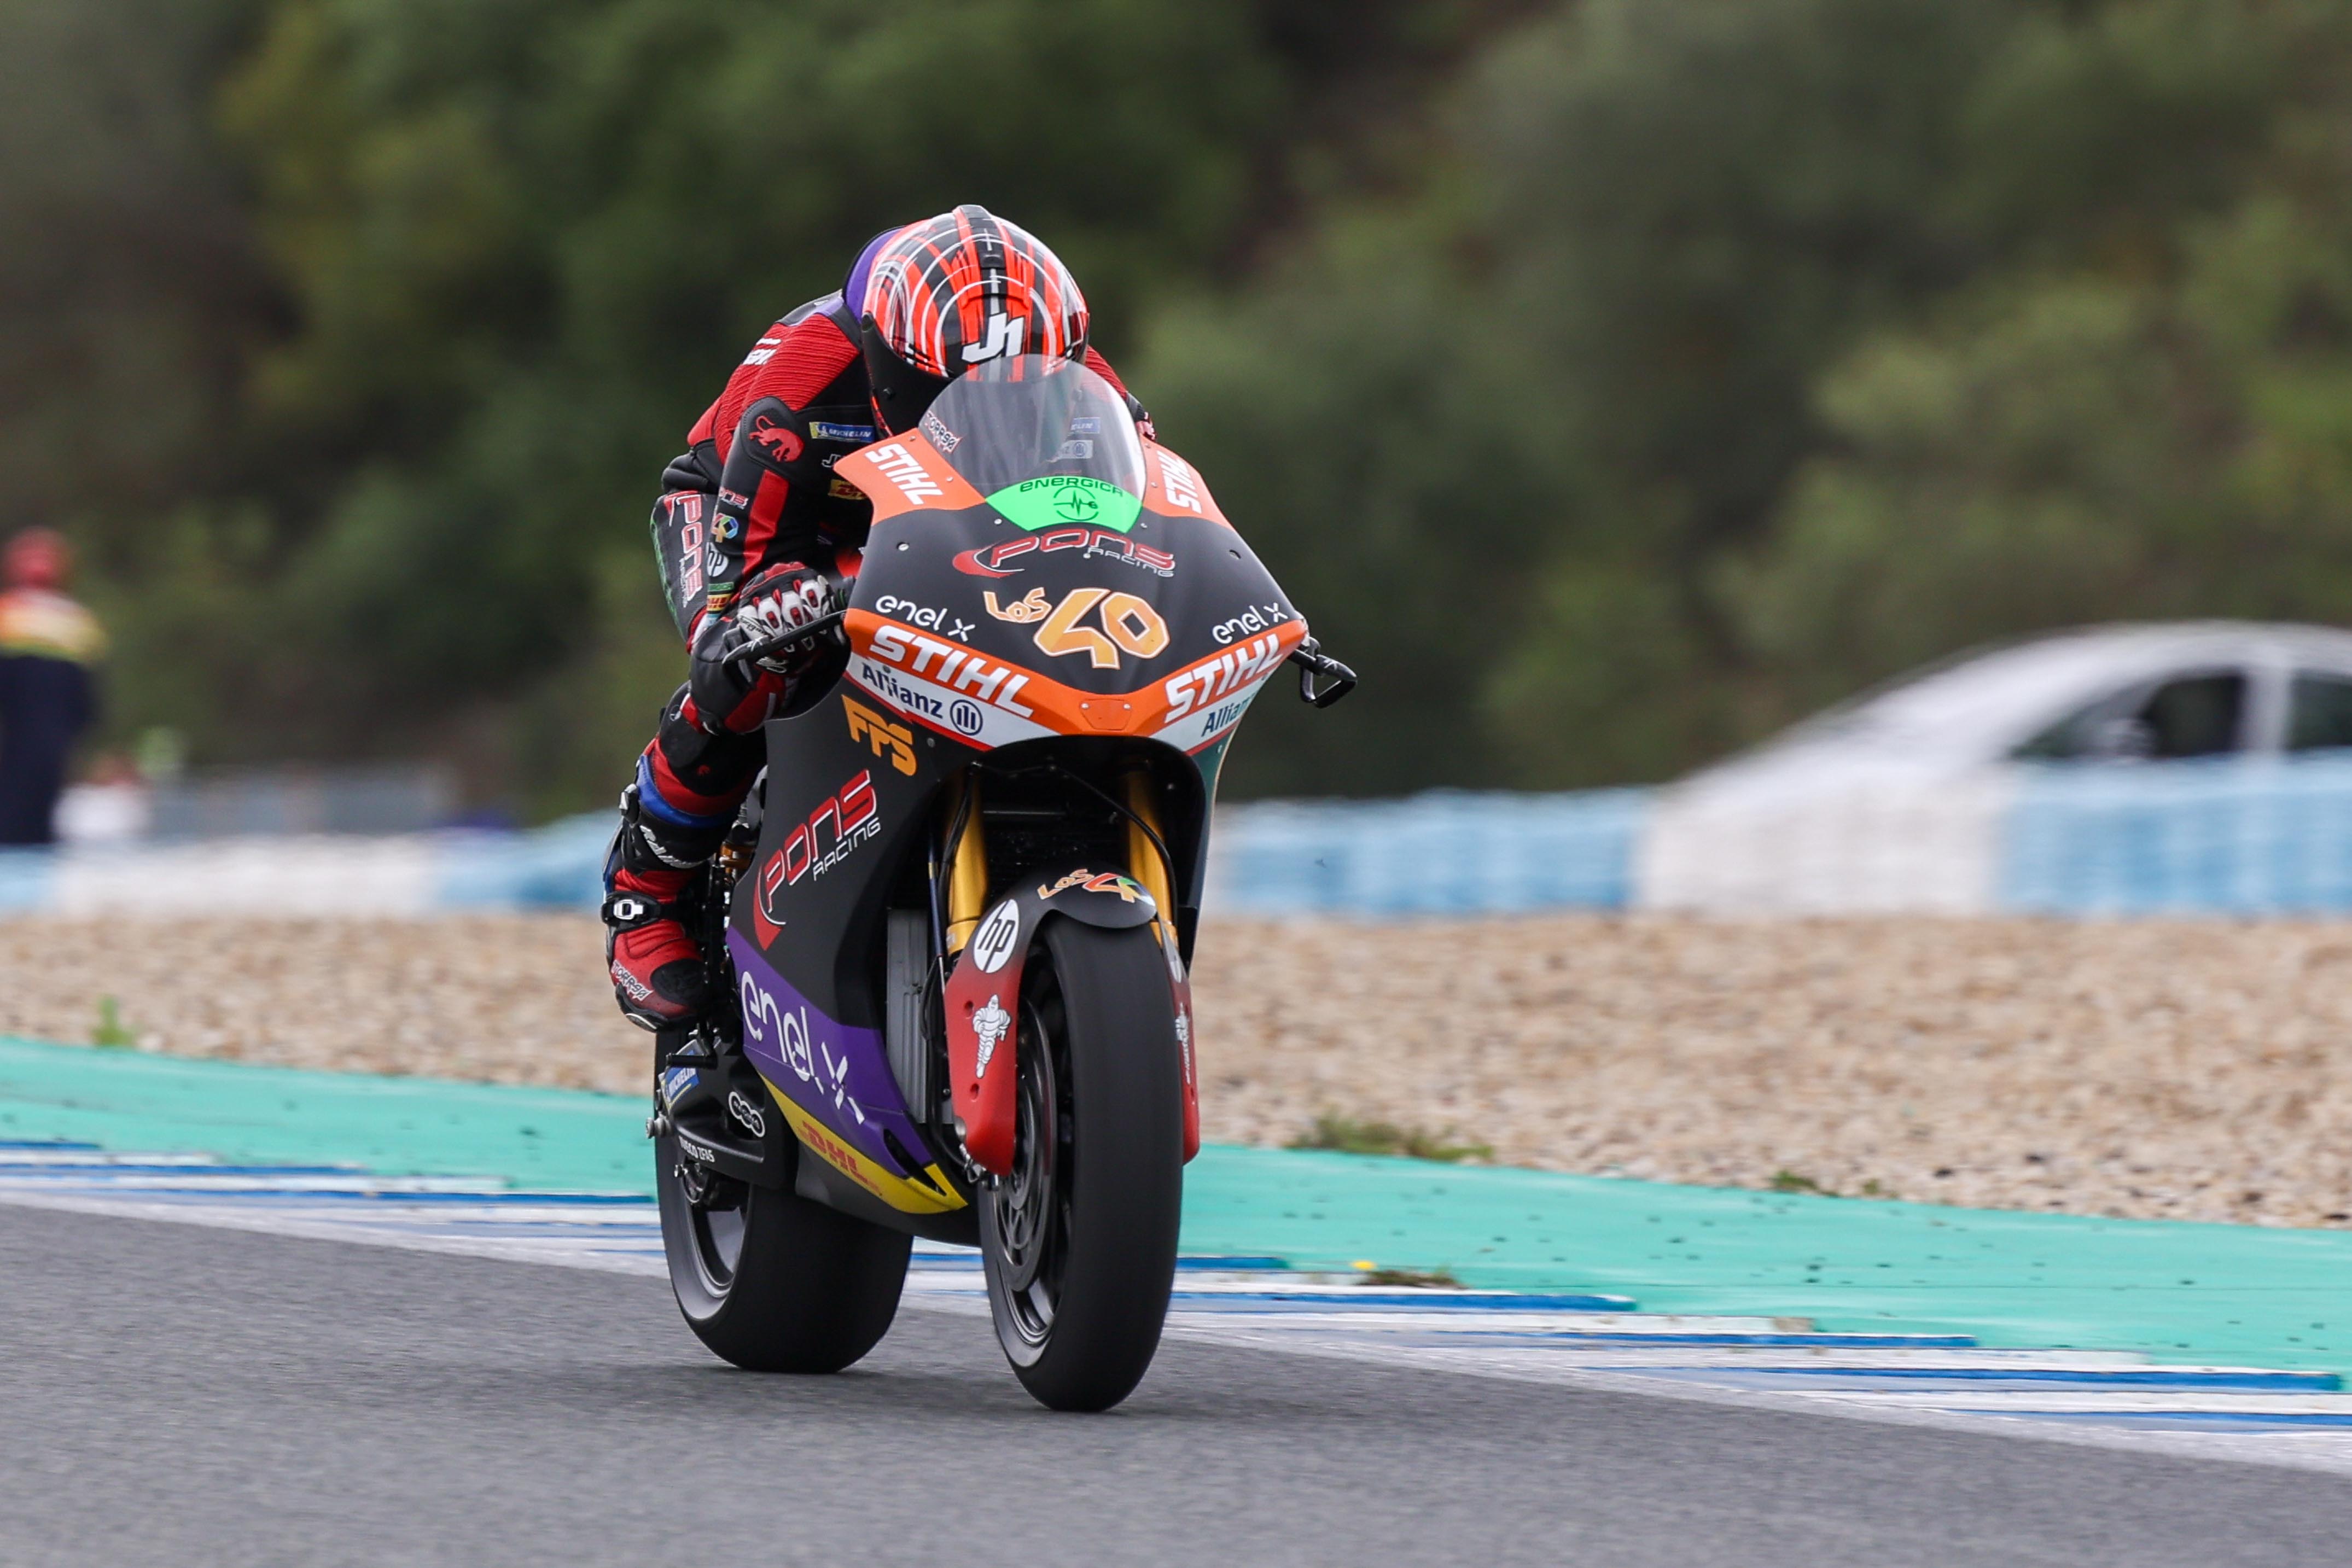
xmin=7 ymin=1145 xmax=2350 ymax=1475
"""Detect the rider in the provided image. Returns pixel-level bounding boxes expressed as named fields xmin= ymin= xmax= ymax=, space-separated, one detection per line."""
xmin=602 ymin=206 xmax=1150 ymax=1028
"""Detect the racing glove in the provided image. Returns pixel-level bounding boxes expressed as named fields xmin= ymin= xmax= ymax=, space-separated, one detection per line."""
xmin=687 ymin=562 xmax=844 ymax=732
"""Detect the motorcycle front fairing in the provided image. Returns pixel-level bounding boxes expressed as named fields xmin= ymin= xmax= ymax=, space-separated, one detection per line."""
xmin=840 ymin=358 xmax=1306 ymax=921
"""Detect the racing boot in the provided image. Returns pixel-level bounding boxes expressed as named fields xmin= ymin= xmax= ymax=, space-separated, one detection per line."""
xmin=601 ymin=783 xmax=731 ymax=1030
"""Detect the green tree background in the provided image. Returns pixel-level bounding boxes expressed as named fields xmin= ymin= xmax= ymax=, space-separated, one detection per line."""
xmin=5 ymin=0 xmax=2351 ymax=815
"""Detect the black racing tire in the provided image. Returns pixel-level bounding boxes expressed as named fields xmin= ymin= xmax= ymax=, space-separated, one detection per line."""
xmin=655 ymin=1131 xmax=911 ymax=1374
xmin=980 ymin=917 xmax=1184 ymax=1412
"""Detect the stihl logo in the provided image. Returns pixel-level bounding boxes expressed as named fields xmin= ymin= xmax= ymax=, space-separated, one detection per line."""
xmin=843 ymin=696 xmax=917 ymax=776
xmin=1158 ymin=451 xmax=1204 ymax=513
xmin=1164 ymin=633 xmax=1285 ymax=720
xmin=868 ymin=624 xmax=1035 ymax=716
xmin=868 ymin=442 xmax=944 ymax=505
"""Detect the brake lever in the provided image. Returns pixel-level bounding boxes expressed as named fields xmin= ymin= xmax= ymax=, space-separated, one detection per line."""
xmin=1288 ymin=637 xmax=1358 ymax=709
xmin=726 ymin=607 xmax=848 ymax=679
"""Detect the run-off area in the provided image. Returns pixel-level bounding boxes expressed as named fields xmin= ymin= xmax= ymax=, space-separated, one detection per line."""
xmin=2 ymin=911 xmax=2349 ymax=1227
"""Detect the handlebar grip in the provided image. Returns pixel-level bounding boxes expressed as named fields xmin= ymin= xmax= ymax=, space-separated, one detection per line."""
xmin=727 ymin=607 xmax=848 ymax=677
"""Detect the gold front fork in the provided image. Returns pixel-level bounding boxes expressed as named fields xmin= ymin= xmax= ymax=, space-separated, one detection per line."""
xmin=1125 ymin=768 xmax=1176 ymax=936
xmin=944 ymin=771 xmax=989 ymax=954
xmin=942 ymin=767 xmax=1174 ymax=955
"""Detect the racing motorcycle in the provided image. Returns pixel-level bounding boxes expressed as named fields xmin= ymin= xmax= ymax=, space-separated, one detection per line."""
xmin=647 ymin=354 xmax=1353 ymax=1412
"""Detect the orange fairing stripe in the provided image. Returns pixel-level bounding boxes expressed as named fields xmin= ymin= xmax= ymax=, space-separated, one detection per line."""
xmin=830 ymin=432 xmax=986 ymax=522
xmin=1140 ymin=441 xmax=1231 ymax=527
xmin=847 ymin=609 xmax=1307 ymax=744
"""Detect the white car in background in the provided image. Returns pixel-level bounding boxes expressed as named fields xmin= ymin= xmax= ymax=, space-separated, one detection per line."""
xmin=1637 ymin=622 xmax=2352 ymax=913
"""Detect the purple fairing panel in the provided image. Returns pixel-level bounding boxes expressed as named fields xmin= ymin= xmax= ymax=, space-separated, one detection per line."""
xmin=727 ymin=929 xmax=931 ymax=1176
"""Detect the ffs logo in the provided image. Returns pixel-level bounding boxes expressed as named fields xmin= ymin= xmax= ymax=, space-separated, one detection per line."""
xmin=750 ymin=770 xmax=879 ymax=940
xmin=843 ymin=696 xmax=917 ymax=776
xmin=985 ymin=587 xmax=1169 ymax=671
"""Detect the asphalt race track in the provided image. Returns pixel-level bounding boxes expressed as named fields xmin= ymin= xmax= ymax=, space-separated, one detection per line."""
xmin=5 ymin=1205 xmax=2351 ymax=1567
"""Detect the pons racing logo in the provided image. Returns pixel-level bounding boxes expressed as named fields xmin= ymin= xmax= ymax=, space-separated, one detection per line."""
xmin=952 ymin=527 xmax=1174 ymax=579
xmin=749 ymin=769 xmax=880 ymax=940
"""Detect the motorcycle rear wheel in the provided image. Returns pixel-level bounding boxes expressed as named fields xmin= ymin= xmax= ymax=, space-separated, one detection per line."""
xmin=980 ymin=918 xmax=1184 ymax=1411
xmin=654 ymin=1125 xmax=911 ymax=1373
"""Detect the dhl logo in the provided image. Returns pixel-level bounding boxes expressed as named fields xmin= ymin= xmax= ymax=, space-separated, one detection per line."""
xmin=778 ymin=1099 xmax=887 ymax=1200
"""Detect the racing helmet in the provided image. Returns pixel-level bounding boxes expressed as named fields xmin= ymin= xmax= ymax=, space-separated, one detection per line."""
xmin=847 ymin=206 xmax=1091 ymax=434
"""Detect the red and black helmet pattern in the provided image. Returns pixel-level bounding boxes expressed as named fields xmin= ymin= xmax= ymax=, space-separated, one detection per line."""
xmin=865 ymin=206 xmax=1090 ymax=377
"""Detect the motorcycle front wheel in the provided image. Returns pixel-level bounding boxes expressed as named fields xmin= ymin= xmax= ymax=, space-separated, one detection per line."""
xmin=980 ymin=917 xmax=1184 ymax=1411
xmin=654 ymin=1115 xmax=910 ymax=1373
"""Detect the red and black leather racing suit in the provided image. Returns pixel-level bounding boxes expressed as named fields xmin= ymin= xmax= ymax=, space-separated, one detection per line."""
xmin=604 ymin=290 xmax=1139 ymax=1025
xmin=637 ymin=290 xmax=1138 ymax=831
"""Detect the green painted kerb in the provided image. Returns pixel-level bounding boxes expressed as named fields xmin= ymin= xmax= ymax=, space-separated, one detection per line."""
xmin=9 ymin=1036 xmax=2351 ymax=1374
xmin=1183 ymin=1146 xmax=2352 ymax=1373
xmin=0 ymin=1036 xmax=648 ymax=1194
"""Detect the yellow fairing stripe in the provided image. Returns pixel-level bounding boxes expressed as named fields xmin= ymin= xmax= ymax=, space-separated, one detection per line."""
xmin=760 ymin=1076 xmax=967 ymax=1214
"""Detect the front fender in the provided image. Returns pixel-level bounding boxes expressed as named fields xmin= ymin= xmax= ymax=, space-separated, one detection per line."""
xmin=942 ymin=860 xmax=1162 ymax=1175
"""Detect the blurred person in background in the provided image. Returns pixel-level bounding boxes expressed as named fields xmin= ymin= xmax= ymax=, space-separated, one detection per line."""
xmin=602 ymin=206 xmax=1148 ymax=1028
xmin=0 ymin=529 xmax=104 ymax=846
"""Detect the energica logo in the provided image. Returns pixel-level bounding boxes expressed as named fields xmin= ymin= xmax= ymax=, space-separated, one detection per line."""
xmin=971 ymin=898 xmax=1022 ymax=974
xmin=948 ymin=698 xmax=983 ymax=736
xmin=986 ymin=475 xmax=1142 ymax=535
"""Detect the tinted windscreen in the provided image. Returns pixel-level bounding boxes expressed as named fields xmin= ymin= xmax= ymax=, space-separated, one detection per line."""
xmin=918 ymin=355 xmax=1145 ymax=533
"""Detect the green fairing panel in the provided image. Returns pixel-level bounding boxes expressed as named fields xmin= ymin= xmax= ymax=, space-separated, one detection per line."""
xmin=985 ymin=475 xmax=1142 ymax=534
